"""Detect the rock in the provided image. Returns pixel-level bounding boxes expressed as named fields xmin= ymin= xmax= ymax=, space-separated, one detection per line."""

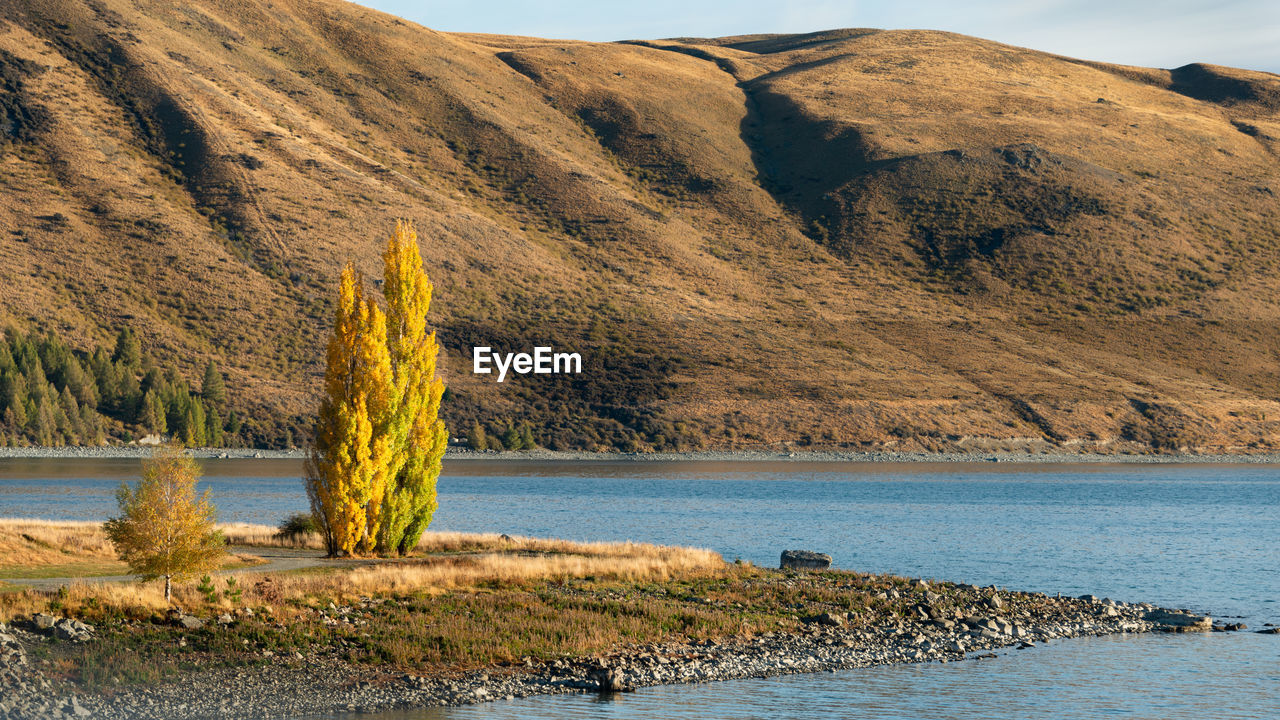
xmin=986 ymin=595 xmax=1003 ymax=610
xmin=216 ymin=614 xmax=234 ymax=626
xmin=780 ymin=550 xmax=832 ymax=571
xmin=1254 ymin=627 xmax=1279 ymax=635
xmin=499 ymin=534 xmax=513 ymax=542
xmin=32 ymin=613 xmax=55 ymax=631
xmin=1144 ymin=609 xmax=1211 ymax=632
xmin=1079 ymin=594 xmax=1099 ymax=603
xmin=802 ymin=612 xmax=844 ymax=627
xmin=176 ymin=615 xmax=204 ymax=630
xmin=68 ymin=697 xmax=91 ymax=717
xmin=589 ymin=667 xmax=633 ymax=693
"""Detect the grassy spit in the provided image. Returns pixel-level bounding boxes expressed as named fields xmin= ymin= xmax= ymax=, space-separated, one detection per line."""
xmin=0 ymin=519 xmax=1002 ymax=694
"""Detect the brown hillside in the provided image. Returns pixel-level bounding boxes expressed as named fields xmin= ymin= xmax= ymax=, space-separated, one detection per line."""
xmin=2 ymin=2 xmax=1280 ymax=452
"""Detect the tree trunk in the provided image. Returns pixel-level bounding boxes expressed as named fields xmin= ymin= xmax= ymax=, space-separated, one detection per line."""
xmin=164 ymin=575 xmax=172 ymax=602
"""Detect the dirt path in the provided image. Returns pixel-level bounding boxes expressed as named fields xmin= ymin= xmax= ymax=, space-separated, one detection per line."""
xmin=0 ymin=546 xmax=369 ymax=591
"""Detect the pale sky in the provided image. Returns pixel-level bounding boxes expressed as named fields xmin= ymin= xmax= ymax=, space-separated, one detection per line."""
xmin=355 ymin=0 xmax=1279 ymax=73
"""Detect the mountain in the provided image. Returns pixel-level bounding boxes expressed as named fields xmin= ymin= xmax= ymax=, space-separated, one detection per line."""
xmin=2 ymin=0 xmax=1280 ymax=452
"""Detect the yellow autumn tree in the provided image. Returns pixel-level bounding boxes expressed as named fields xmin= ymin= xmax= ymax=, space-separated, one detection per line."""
xmin=306 ymin=221 xmax=446 ymax=557
xmin=104 ymin=444 xmax=225 ymax=601
xmin=305 ymin=265 xmax=394 ymax=556
xmin=377 ymin=220 xmax=449 ymax=555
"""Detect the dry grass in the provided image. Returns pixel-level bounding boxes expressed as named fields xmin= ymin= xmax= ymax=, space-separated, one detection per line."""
xmin=0 ymin=518 xmax=117 ymax=567
xmin=218 ymin=521 xmax=721 ymax=560
xmin=0 ymin=518 xmax=725 ymax=621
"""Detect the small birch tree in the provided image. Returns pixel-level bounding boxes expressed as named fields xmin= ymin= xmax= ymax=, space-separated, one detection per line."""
xmin=104 ymin=445 xmax=225 ymax=601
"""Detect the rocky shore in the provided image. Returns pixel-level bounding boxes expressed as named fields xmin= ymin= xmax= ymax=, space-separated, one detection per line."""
xmin=0 ymin=584 xmax=1246 ymax=720
xmin=6 ymin=445 xmax=1280 ymax=464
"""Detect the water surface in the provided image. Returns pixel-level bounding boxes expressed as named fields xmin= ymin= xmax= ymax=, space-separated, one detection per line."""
xmin=2 ymin=458 xmax=1277 ymax=718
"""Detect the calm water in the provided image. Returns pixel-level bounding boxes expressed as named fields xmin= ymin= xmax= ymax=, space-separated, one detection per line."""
xmin=2 ymin=458 xmax=1278 ymax=718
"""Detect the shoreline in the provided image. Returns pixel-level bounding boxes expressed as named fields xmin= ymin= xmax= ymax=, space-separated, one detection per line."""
xmin=0 ymin=583 xmax=1223 ymax=720
xmin=3 ymin=445 xmax=1280 ymax=465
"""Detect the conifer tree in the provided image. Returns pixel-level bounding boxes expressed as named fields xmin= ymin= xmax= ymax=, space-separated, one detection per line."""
xmin=183 ymin=399 xmax=208 ymax=447
xmin=502 ymin=424 xmax=521 ymax=451
xmin=202 ymin=360 xmax=225 ymax=409
xmin=226 ymin=409 xmax=242 ymax=438
xmin=141 ymin=389 xmax=167 ymax=435
xmin=467 ymin=423 xmax=488 ymax=451
xmin=34 ymin=395 xmax=56 ymax=446
xmin=205 ymin=405 xmax=223 ymax=447
xmin=1 ymin=372 xmax=26 ymax=428
xmin=58 ymin=386 xmax=81 ymax=442
xmin=112 ymin=327 xmax=142 ymax=370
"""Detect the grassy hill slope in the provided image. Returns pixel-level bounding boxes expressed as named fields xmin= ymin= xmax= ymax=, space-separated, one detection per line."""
xmin=2 ymin=0 xmax=1279 ymax=451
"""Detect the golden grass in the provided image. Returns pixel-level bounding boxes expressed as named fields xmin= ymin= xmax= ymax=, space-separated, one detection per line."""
xmin=0 ymin=518 xmax=117 ymax=566
xmin=217 ymin=521 xmax=709 ymax=561
xmin=0 ymin=518 xmax=726 ymax=621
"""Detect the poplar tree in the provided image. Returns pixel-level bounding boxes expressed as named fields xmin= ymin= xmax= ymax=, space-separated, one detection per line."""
xmin=376 ymin=220 xmax=448 ymax=556
xmin=305 ymin=221 xmax=447 ymax=558
xmin=304 ymin=265 xmax=394 ymax=556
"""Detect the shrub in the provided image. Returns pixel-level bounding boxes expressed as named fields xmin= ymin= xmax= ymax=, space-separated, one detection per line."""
xmin=277 ymin=512 xmax=319 ymax=542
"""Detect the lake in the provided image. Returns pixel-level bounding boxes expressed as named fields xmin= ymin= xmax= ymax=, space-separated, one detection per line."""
xmin=1 ymin=458 xmax=1277 ymax=718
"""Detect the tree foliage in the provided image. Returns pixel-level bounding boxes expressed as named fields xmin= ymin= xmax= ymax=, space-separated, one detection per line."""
xmin=306 ymin=221 xmax=447 ymax=557
xmin=103 ymin=445 xmax=226 ymax=601
xmin=378 ymin=220 xmax=449 ymax=555
xmin=0 ymin=328 xmax=239 ymax=447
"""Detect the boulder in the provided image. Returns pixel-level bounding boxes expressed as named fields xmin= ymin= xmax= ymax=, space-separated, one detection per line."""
xmin=176 ymin=615 xmax=204 ymax=630
xmin=1144 ymin=609 xmax=1211 ymax=632
xmin=802 ymin=612 xmax=844 ymax=627
xmin=31 ymin=613 xmax=56 ymax=631
xmin=1254 ymin=627 xmax=1279 ymax=635
xmin=53 ymin=620 xmax=85 ymax=642
xmin=589 ymin=667 xmax=634 ymax=693
xmin=780 ymin=550 xmax=832 ymax=571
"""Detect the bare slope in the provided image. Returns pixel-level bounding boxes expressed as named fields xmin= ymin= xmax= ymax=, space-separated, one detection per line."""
xmin=1 ymin=2 xmax=1279 ymax=451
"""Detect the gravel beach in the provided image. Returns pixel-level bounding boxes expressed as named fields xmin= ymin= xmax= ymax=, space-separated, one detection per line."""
xmin=3 ymin=445 xmax=1280 ymax=464
xmin=0 ymin=582 xmax=1235 ymax=720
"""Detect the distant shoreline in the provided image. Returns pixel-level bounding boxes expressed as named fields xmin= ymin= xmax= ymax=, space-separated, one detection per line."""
xmin=2 ymin=445 xmax=1280 ymax=464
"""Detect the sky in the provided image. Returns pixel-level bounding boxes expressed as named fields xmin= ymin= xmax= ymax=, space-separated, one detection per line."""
xmin=355 ymin=0 xmax=1279 ymax=73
